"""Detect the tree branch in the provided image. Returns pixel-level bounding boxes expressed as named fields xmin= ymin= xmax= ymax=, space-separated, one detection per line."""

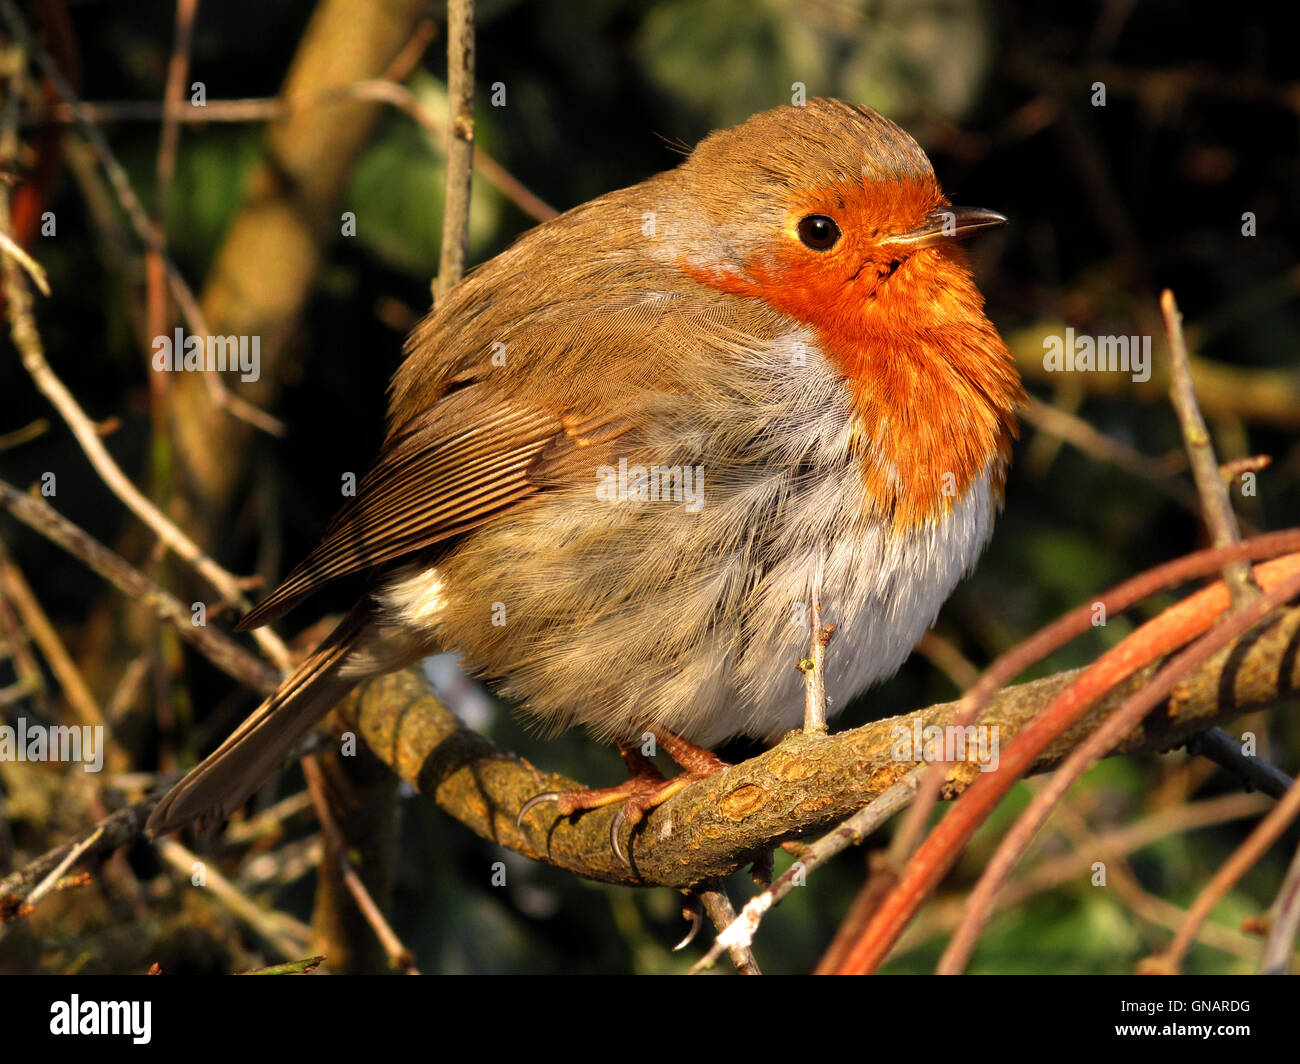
xmin=338 ymin=596 xmax=1300 ymax=890
xmin=434 ymin=0 xmax=475 ymax=302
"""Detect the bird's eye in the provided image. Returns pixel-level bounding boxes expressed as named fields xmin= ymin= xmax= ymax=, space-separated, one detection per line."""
xmin=797 ymin=214 xmax=841 ymax=251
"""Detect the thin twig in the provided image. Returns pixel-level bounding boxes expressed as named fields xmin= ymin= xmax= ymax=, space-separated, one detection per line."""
xmin=1161 ymin=289 xmax=1259 ymax=605
xmin=0 ymin=418 xmax=49 ymax=452
xmin=236 ymin=956 xmax=325 ymax=975
xmin=103 ymin=654 xmax=152 ymax=724
xmin=1021 ymin=395 xmax=1215 ymax=522
xmin=0 ymin=478 xmax=281 ymax=695
xmin=831 ymin=545 xmax=1300 ymax=974
xmin=353 ymin=79 xmax=557 ymax=226
xmin=0 ymin=182 xmax=291 ymax=672
xmin=1044 ymin=797 xmax=1297 ymax=967
xmin=1023 ymin=395 xmax=1187 ymax=482
xmin=36 ymin=87 xmax=558 ymax=223
xmin=155 ymin=838 xmax=311 ymax=960
xmin=1219 ymin=454 xmax=1271 ymax=483
xmin=889 ymin=532 xmax=1300 ymax=882
xmin=435 ymin=0 xmax=476 ymax=303
xmin=0 ymin=0 xmax=285 ymax=438
xmin=149 ymin=0 xmax=200 ymax=322
xmin=236 ymin=834 xmax=323 ymax=892
xmin=894 ymin=792 xmax=1272 ymax=958
xmin=1185 ymin=728 xmax=1294 ymax=800
xmin=1259 ymin=839 xmax=1300 ymax=974
xmin=221 ymin=790 xmax=315 ymax=846
xmin=301 ymin=756 xmax=418 ymax=973
xmin=696 ymin=881 xmax=761 ymax=974
xmin=914 ymin=630 xmax=981 ymax=691
xmin=694 ymin=773 xmax=920 ymax=973
xmin=143 ymin=0 xmax=200 ymax=475
xmin=0 ymin=545 xmax=111 ymax=734
xmin=799 ymin=548 xmax=832 ymax=733
xmin=1143 ymin=773 xmax=1300 ymax=973
xmin=383 ymin=19 xmax=439 ymax=84
xmin=156 ymin=0 xmax=198 ymax=223
xmin=0 ymin=795 xmax=160 ymax=911
xmin=936 ymin=566 xmax=1300 ymax=973
xmin=23 ymin=826 xmax=105 ymax=911
xmin=0 ymin=558 xmax=47 ymax=713
xmin=0 ymin=228 xmax=49 ymax=294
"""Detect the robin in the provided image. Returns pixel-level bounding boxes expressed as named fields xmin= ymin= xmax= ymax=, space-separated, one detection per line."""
xmin=147 ymin=99 xmax=1023 ymax=861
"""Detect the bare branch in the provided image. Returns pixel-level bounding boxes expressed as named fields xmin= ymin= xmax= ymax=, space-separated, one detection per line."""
xmin=301 ymin=756 xmax=418 ymax=974
xmin=339 ymin=587 xmax=1300 ymax=890
xmin=1186 ymin=727 xmax=1293 ymax=799
xmin=35 ymin=86 xmax=558 ymax=224
xmin=0 ymin=186 xmax=292 ymax=671
xmin=435 ymin=0 xmax=475 ymax=303
xmin=0 ymin=544 xmax=112 ymax=735
xmin=1142 ymin=774 xmax=1300 ymax=974
xmin=1260 ymin=839 xmax=1300 ymax=974
xmin=0 ymin=0 xmax=285 ymax=438
xmin=1162 ymin=288 xmax=1258 ymax=605
xmin=937 ymin=565 xmax=1300 ymax=973
xmin=694 ymin=773 xmax=920 ymax=973
xmin=696 ymin=882 xmax=761 ymax=975
xmin=154 ymin=838 xmax=312 ymax=960
xmin=0 ymin=478 xmax=280 ymax=694
xmin=798 ymin=548 xmax=832 ymax=733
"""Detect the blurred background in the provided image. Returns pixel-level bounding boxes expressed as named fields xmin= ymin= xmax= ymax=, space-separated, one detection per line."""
xmin=1 ymin=0 xmax=1298 ymax=974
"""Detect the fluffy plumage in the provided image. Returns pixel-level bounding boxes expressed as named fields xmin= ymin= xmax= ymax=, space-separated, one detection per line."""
xmin=147 ymin=99 xmax=1022 ymax=837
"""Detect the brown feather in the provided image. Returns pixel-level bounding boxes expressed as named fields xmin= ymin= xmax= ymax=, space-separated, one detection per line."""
xmin=147 ymin=601 xmax=375 ymax=837
xmin=237 ymin=390 xmax=564 ymax=630
xmin=153 ymin=98 xmax=1022 ymax=836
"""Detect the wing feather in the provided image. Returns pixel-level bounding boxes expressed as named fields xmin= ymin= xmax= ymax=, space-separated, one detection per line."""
xmin=237 ymin=389 xmax=572 ymax=630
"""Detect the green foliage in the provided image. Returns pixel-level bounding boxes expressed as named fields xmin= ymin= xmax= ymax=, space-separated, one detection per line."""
xmin=637 ymin=0 xmax=994 ymax=127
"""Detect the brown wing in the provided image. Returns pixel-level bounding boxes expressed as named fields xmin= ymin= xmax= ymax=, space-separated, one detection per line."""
xmin=237 ymin=383 xmax=580 ymax=631
xmin=236 ymin=199 xmax=795 ymax=635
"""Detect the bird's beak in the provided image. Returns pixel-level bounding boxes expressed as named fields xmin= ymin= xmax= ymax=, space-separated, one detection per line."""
xmin=878 ymin=206 xmax=1007 ymax=252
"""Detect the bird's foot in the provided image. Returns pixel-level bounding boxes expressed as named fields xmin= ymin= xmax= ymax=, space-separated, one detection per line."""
xmin=517 ymin=730 xmax=727 ymax=866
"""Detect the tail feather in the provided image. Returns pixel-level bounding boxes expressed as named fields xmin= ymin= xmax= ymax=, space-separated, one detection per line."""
xmin=146 ymin=601 xmax=373 ymax=838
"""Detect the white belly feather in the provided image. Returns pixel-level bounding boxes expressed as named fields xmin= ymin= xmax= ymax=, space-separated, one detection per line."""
xmin=373 ymin=324 xmax=1002 ymax=746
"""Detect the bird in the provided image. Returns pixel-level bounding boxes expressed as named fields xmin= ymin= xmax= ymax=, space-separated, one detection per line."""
xmin=146 ymin=98 xmax=1024 ymax=854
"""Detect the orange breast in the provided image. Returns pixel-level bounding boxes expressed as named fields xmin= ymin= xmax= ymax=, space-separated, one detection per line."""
xmin=682 ymin=247 xmax=1022 ymax=533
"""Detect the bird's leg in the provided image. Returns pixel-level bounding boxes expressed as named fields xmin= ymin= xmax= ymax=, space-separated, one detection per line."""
xmin=517 ymin=729 xmax=728 ymax=865
xmin=554 ymin=741 xmax=667 ymax=816
xmin=655 ymin=728 xmax=728 ymax=775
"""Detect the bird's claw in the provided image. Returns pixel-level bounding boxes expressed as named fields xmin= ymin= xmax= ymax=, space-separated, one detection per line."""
xmin=517 ymin=786 xmax=637 ymax=867
xmin=515 ymin=790 xmax=561 ymax=828
xmin=514 ymin=732 xmax=727 ymax=866
xmin=610 ymin=803 xmax=631 ymax=867
xmin=673 ymin=894 xmax=703 ymax=952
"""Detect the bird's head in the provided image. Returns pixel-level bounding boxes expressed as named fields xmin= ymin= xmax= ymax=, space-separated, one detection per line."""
xmin=664 ymin=98 xmax=1024 ymax=528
